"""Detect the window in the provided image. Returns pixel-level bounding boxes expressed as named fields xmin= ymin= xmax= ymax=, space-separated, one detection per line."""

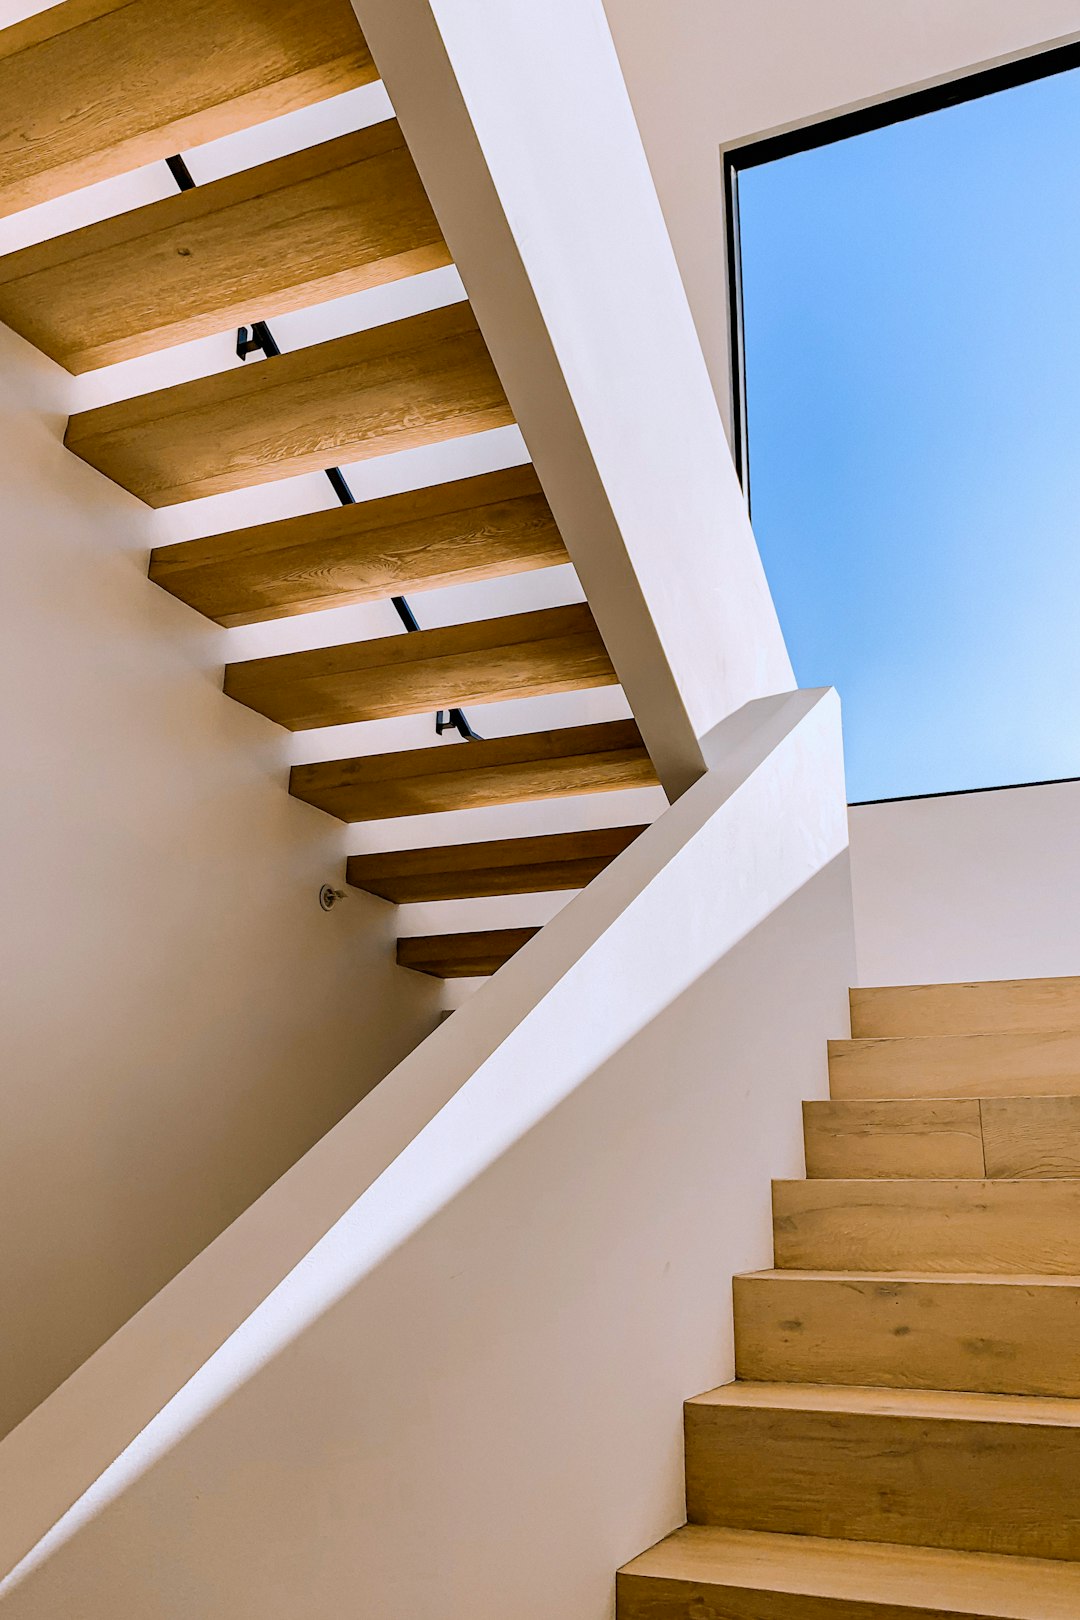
xmin=728 ymin=49 xmax=1080 ymax=801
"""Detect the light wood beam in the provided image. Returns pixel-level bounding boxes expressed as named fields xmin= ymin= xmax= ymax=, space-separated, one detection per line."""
xmin=0 ymin=0 xmax=375 ymax=216
xmin=0 ymin=122 xmax=448 ymax=372
xmin=347 ymin=825 xmax=646 ymax=902
xmin=289 ymin=720 xmax=658 ymax=823
xmin=148 ymin=466 xmax=567 ymax=626
xmin=64 ymin=302 xmax=513 ymax=506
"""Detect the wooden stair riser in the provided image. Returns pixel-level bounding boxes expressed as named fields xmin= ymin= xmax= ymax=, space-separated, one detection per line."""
xmin=289 ymin=720 xmax=657 ymax=823
xmin=734 ymin=1272 xmax=1080 ymax=1398
xmin=148 ymin=466 xmax=567 ymax=627
xmin=223 ymin=604 xmax=615 ymax=730
xmin=684 ymin=1391 xmax=1080 ymax=1560
xmin=851 ymin=977 xmax=1080 ymax=1040
xmin=773 ymin=1178 xmax=1080 ymax=1274
xmin=0 ymin=0 xmax=375 ymax=217
xmin=0 ymin=123 xmax=449 ymax=372
xmin=347 ymin=826 xmax=645 ymax=902
xmin=64 ymin=303 xmax=513 ymax=507
xmin=828 ymin=1030 xmax=1080 ymax=1101
xmin=804 ymin=1094 xmax=1080 ymax=1179
xmin=396 ymin=928 xmax=537 ymax=978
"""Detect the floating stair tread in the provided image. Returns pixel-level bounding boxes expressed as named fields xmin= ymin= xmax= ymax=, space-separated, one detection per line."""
xmin=148 ymin=465 xmax=568 ymax=626
xmin=828 ymin=1028 xmax=1080 ymax=1101
xmin=804 ymin=1095 xmax=1080 ymax=1180
xmin=772 ymin=1176 xmax=1080 ymax=1274
xmin=347 ymin=825 xmax=647 ymax=901
xmin=396 ymin=927 xmax=537 ymax=978
xmin=733 ymin=1270 xmax=1080 ymax=1397
xmin=0 ymin=122 xmax=448 ymax=372
xmin=289 ymin=720 xmax=658 ymax=823
xmin=618 ymin=1524 xmax=1080 ymax=1619
xmin=0 ymin=0 xmax=375 ymax=217
xmin=223 ymin=603 xmax=616 ymax=729
xmin=689 ymin=1379 xmax=1080 ymax=1427
xmin=64 ymin=302 xmax=513 ymax=506
xmin=851 ymin=977 xmax=1080 ymax=1039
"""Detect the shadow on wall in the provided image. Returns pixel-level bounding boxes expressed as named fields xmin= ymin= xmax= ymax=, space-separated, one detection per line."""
xmin=0 ymin=848 xmax=853 ymax=1620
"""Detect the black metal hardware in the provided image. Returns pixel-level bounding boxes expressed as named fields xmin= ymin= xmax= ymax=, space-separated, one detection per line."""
xmin=164 ymin=153 xmax=481 ymax=744
xmin=236 ymin=320 xmax=280 ymax=362
xmin=165 ymin=154 xmax=196 ymax=192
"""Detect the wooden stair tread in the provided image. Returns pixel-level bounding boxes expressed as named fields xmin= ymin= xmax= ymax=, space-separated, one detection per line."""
xmin=851 ymin=977 xmax=1080 ymax=1039
xmin=0 ymin=0 xmax=375 ymax=217
xmin=64 ymin=302 xmax=514 ymax=506
xmin=772 ymin=1176 xmax=1080 ymax=1274
xmin=689 ymin=1379 xmax=1080 ymax=1426
xmin=829 ymin=1028 xmax=1080 ymax=1101
xmin=148 ymin=466 xmax=567 ymax=626
xmin=0 ymin=122 xmax=448 ymax=372
xmin=804 ymin=1095 xmax=1080 ymax=1180
xmin=740 ymin=1267 xmax=1080 ymax=1285
xmin=347 ymin=825 xmax=646 ymax=902
xmin=618 ymin=1525 xmax=1080 ymax=1618
xmin=734 ymin=1270 xmax=1080 ymax=1398
xmin=289 ymin=720 xmax=658 ymax=823
xmin=223 ymin=603 xmax=616 ymax=730
xmin=396 ymin=927 xmax=537 ymax=978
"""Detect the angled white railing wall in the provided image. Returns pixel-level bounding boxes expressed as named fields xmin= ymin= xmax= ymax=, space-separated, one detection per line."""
xmin=352 ymin=0 xmax=794 ymax=796
xmin=0 ymin=688 xmax=853 ymax=1618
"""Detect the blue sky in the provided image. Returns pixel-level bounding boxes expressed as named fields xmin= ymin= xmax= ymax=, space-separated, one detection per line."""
xmin=738 ymin=67 xmax=1080 ymax=802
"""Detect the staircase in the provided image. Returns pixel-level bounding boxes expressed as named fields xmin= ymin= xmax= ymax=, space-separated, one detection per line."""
xmin=618 ymin=974 xmax=1080 ymax=1617
xmin=0 ymin=0 xmax=658 ymax=982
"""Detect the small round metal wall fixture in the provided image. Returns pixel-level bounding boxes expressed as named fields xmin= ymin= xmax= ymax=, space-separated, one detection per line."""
xmin=319 ymin=885 xmax=346 ymax=912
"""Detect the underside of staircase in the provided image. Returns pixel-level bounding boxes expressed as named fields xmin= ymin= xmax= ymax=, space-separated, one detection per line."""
xmin=618 ymin=972 xmax=1080 ymax=1619
xmin=0 ymin=0 xmax=659 ymax=983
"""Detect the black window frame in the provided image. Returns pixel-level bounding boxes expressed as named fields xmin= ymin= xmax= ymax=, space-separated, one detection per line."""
xmin=723 ymin=38 xmax=1080 ymax=496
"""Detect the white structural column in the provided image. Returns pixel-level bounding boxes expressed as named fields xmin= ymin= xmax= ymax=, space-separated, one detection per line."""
xmin=351 ymin=0 xmax=794 ymax=797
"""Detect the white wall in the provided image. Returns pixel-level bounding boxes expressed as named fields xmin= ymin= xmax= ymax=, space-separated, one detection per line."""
xmin=601 ymin=0 xmax=1080 ymax=440
xmin=850 ymin=781 xmax=1080 ymax=987
xmin=0 ymin=322 xmax=442 ymax=1441
xmin=356 ymin=0 xmax=794 ymax=797
xmin=0 ymin=690 xmax=854 ymax=1617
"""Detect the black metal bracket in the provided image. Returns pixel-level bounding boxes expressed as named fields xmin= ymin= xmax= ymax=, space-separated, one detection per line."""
xmin=236 ymin=321 xmax=280 ymax=362
xmin=436 ymin=708 xmax=484 ymax=741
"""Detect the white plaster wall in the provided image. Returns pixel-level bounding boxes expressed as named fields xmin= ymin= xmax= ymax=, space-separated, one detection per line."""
xmin=601 ymin=0 xmax=1080 ymax=438
xmin=355 ymin=0 xmax=794 ymax=797
xmin=0 ymin=690 xmax=854 ymax=1617
xmin=0 ymin=321 xmax=442 ymax=1441
xmin=850 ymin=781 xmax=1080 ymax=987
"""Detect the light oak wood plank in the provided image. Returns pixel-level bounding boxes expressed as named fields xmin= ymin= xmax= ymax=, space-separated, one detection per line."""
xmin=803 ymin=1099 xmax=985 ymax=1179
xmin=223 ymin=603 xmax=616 ymax=730
xmin=851 ymin=977 xmax=1080 ymax=1039
xmin=684 ymin=1381 xmax=1080 ymax=1560
xmin=148 ymin=466 xmax=567 ymax=626
xmin=829 ymin=1029 xmax=1080 ymax=1101
xmin=346 ymin=825 xmax=646 ymax=902
xmin=64 ymin=302 xmax=513 ymax=506
xmin=396 ymin=927 xmax=537 ymax=978
xmin=617 ymin=1524 xmax=1080 ymax=1620
xmin=289 ymin=720 xmax=657 ymax=823
xmin=0 ymin=122 xmax=448 ymax=371
xmin=773 ymin=1178 xmax=1080 ymax=1274
xmin=981 ymin=1095 xmax=1080 ymax=1179
xmin=734 ymin=1270 xmax=1080 ymax=1397
xmin=0 ymin=0 xmax=375 ymax=216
